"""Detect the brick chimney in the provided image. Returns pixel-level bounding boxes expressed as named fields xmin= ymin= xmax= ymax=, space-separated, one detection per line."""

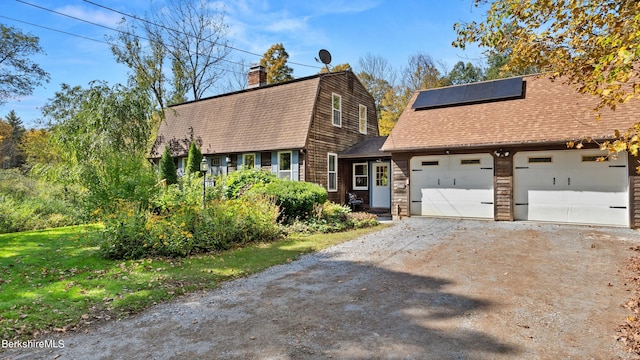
xmin=248 ymin=64 xmax=267 ymax=88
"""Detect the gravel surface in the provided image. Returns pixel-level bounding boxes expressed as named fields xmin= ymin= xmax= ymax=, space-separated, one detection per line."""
xmin=4 ymin=217 xmax=640 ymax=359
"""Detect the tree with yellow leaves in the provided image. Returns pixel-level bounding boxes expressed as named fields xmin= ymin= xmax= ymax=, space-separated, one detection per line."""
xmin=260 ymin=43 xmax=294 ymax=85
xmin=453 ymin=0 xmax=640 ymax=158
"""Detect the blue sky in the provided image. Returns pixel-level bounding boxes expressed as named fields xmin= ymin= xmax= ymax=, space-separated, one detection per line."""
xmin=1 ymin=0 xmax=487 ymax=128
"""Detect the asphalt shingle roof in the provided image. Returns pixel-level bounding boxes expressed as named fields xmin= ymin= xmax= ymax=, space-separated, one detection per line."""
xmin=382 ymin=75 xmax=638 ymax=152
xmin=339 ymin=136 xmax=390 ymax=158
xmin=150 ymin=76 xmax=321 ymax=158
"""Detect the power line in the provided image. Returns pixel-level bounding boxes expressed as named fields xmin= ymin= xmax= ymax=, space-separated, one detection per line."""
xmin=82 ymin=0 xmax=322 ymax=69
xmin=0 ymin=14 xmax=111 ymax=45
xmin=0 ymin=14 xmax=251 ymax=77
xmin=15 ymin=0 xmax=252 ymax=69
xmin=82 ymin=0 xmax=262 ymax=59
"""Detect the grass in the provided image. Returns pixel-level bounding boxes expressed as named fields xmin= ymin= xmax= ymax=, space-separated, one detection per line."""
xmin=0 ymin=223 xmax=388 ymax=341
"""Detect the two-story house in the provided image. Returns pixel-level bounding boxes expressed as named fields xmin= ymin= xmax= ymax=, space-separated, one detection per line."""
xmin=150 ymin=66 xmax=390 ymax=208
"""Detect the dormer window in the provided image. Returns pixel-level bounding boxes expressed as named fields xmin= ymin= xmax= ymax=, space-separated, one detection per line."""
xmin=332 ymin=93 xmax=342 ymax=127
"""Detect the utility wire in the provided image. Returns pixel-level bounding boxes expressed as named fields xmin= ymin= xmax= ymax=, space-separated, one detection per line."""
xmin=14 ymin=0 xmax=322 ymax=70
xmin=0 ymin=14 xmax=251 ymax=77
xmin=15 ymin=0 xmax=249 ymax=69
xmin=82 ymin=0 xmax=322 ymax=69
xmin=0 ymin=14 xmax=111 ymax=45
xmin=82 ymin=0 xmax=262 ymax=59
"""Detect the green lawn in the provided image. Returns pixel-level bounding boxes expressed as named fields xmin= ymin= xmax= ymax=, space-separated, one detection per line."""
xmin=0 ymin=224 xmax=387 ymax=341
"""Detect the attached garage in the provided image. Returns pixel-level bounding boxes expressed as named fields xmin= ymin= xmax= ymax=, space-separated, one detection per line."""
xmin=514 ymin=150 xmax=629 ymax=226
xmin=410 ymin=154 xmax=494 ymax=218
xmin=382 ymin=75 xmax=640 ymax=227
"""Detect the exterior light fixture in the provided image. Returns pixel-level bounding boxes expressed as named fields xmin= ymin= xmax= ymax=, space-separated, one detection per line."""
xmin=494 ymin=149 xmax=510 ymax=158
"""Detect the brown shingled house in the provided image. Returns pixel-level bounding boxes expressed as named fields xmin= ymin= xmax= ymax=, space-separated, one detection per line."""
xmin=382 ymin=74 xmax=640 ymax=227
xmin=150 ymin=66 xmax=389 ymax=208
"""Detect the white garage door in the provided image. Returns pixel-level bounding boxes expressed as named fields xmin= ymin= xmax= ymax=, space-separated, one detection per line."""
xmin=410 ymin=154 xmax=494 ymax=218
xmin=514 ymin=150 xmax=628 ymax=226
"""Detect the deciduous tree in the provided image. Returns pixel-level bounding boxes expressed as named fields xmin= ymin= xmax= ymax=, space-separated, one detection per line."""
xmin=0 ymin=24 xmax=50 ymax=105
xmin=401 ymin=52 xmax=449 ymax=93
xmin=453 ymin=0 xmax=640 ymax=161
xmin=447 ymin=61 xmax=484 ymax=85
xmin=108 ymin=0 xmax=231 ymax=107
xmin=41 ymin=82 xmax=156 ymax=208
xmin=260 ymin=43 xmax=294 ymax=84
xmin=319 ymin=63 xmax=352 ymax=74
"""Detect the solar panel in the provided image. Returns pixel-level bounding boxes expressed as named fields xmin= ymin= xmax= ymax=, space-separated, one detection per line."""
xmin=412 ymin=77 xmax=523 ymax=109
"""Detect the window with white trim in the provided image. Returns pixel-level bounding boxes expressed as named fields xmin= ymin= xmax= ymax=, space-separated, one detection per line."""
xmin=353 ymin=163 xmax=368 ymax=190
xmin=243 ymin=153 xmax=255 ymax=169
xmin=328 ymin=153 xmax=338 ymax=192
xmin=332 ymin=93 xmax=342 ymax=127
xmin=358 ymin=104 xmax=367 ymax=134
xmin=278 ymin=151 xmax=292 ymax=180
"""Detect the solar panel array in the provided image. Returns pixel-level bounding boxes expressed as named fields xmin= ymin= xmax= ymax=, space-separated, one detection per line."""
xmin=412 ymin=77 xmax=524 ymax=109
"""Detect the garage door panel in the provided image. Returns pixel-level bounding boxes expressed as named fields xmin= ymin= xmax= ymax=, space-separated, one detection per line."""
xmin=420 ymin=189 xmax=456 ymax=216
xmin=568 ymin=190 xmax=627 ymax=206
xmin=527 ymin=204 xmax=570 ymax=222
xmin=411 ymin=154 xmax=494 ymax=218
xmin=569 ymin=205 xmax=628 ymax=226
xmin=514 ymin=150 xmax=629 ymax=226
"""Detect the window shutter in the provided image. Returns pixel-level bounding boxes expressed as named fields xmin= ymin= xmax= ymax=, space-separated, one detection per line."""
xmin=292 ymin=151 xmax=299 ymax=181
xmin=271 ymin=152 xmax=278 ymax=174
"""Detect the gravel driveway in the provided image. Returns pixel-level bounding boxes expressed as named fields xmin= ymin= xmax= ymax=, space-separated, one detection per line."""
xmin=5 ymin=218 xmax=640 ymax=359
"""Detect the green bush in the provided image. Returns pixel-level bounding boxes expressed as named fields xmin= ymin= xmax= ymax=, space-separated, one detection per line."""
xmin=281 ymin=202 xmax=379 ymax=234
xmin=100 ymin=196 xmax=281 ymax=260
xmin=321 ymin=201 xmax=351 ymax=222
xmin=220 ymin=168 xmax=277 ymax=199
xmin=249 ymin=180 xmax=328 ymax=222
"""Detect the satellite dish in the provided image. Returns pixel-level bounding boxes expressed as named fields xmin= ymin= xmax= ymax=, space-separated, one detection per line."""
xmin=318 ymin=49 xmax=332 ymax=65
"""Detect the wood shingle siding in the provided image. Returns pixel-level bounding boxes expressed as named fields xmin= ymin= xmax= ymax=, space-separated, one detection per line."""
xmin=306 ymin=72 xmax=377 ymax=203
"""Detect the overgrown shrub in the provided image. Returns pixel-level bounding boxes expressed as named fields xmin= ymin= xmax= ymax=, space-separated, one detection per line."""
xmin=219 ymin=168 xmax=277 ymax=199
xmin=320 ymin=201 xmax=351 ymax=222
xmin=0 ymin=169 xmax=86 ymax=233
xmin=346 ymin=211 xmax=379 ymax=228
xmin=100 ymin=195 xmax=281 ymax=260
xmin=282 ymin=202 xmax=379 ymax=234
xmin=248 ymin=180 xmax=328 ymax=222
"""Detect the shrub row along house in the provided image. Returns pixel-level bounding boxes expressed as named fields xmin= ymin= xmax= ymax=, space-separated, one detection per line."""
xmin=150 ymin=66 xmax=390 ymax=209
xmin=382 ymin=75 xmax=639 ymax=228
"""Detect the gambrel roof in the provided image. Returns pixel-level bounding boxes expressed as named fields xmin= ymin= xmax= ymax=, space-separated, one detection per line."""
xmin=150 ymin=74 xmax=323 ymax=158
xmin=382 ymin=75 xmax=638 ymax=152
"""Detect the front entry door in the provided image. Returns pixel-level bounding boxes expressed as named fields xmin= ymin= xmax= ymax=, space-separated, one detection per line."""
xmin=371 ymin=162 xmax=391 ymax=208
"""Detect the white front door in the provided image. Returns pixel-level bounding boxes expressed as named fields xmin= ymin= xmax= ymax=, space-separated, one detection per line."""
xmin=514 ymin=150 xmax=628 ymax=226
xmin=371 ymin=162 xmax=391 ymax=208
xmin=410 ymin=154 xmax=494 ymax=218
